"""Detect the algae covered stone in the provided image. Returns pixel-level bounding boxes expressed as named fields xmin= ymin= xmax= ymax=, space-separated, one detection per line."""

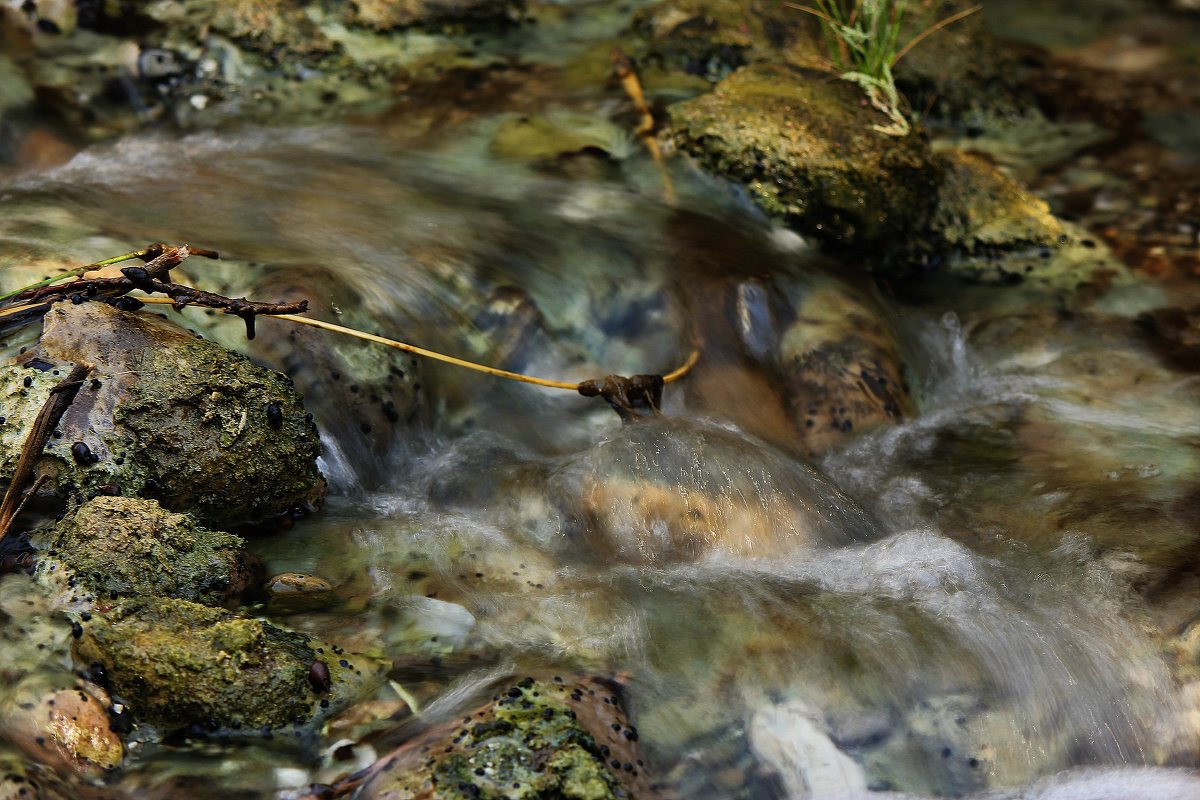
xmin=360 ymin=677 xmax=661 ymax=799
xmin=0 ymin=301 xmax=324 ymax=528
xmin=72 ymin=596 xmax=384 ymax=732
xmin=34 ymin=497 xmax=258 ymax=606
xmin=668 ymin=63 xmax=942 ymax=259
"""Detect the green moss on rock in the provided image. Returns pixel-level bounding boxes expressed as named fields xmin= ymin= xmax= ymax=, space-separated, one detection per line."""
xmin=34 ymin=497 xmax=258 ymax=606
xmin=0 ymin=301 xmax=324 ymax=528
xmin=72 ymin=596 xmax=384 ymax=732
xmin=362 ymin=678 xmax=660 ymax=799
xmin=668 ymin=63 xmax=942 ymax=259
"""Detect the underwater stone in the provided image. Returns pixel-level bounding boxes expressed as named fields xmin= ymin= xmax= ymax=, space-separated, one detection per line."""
xmin=72 ymin=596 xmax=385 ymax=732
xmin=555 ymin=418 xmax=881 ymax=564
xmin=2 ymin=687 xmax=123 ymax=775
xmin=0 ymin=300 xmax=324 ymax=529
xmin=33 ymin=497 xmax=259 ymax=606
xmin=668 ymin=63 xmax=943 ymax=260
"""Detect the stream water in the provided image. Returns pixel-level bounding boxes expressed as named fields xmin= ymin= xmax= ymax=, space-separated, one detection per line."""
xmin=3 ymin=2 xmax=1200 ymax=799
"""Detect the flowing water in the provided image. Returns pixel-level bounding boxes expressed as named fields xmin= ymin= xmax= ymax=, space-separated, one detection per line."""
xmin=3 ymin=6 xmax=1200 ymax=799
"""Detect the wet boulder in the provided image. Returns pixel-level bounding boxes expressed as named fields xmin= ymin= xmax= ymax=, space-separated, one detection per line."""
xmin=0 ymin=300 xmax=324 ymax=529
xmin=358 ymin=676 xmax=666 ymax=799
xmin=72 ymin=596 xmax=385 ymax=733
xmin=33 ymin=497 xmax=259 ymax=607
xmin=667 ymin=63 xmax=943 ymax=260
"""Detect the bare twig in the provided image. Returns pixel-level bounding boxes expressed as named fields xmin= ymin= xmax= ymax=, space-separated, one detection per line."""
xmin=136 ymin=296 xmax=701 ymax=393
xmin=0 ymin=363 xmax=92 ymax=543
xmin=611 ymin=49 xmax=676 ymax=205
xmin=892 ymin=4 xmax=981 ymax=66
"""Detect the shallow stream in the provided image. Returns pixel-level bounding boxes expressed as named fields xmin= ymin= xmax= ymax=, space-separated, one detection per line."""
xmin=3 ymin=2 xmax=1200 ymax=798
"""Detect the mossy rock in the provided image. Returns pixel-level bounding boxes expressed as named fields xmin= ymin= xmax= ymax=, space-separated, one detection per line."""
xmin=72 ymin=596 xmax=385 ymax=733
xmin=0 ymin=300 xmax=324 ymax=529
xmin=33 ymin=497 xmax=259 ymax=606
xmin=361 ymin=677 xmax=663 ymax=799
xmin=928 ymin=149 xmax=1127 ymax=287
xmin=668 ymin=63 xmax=943 ymax=260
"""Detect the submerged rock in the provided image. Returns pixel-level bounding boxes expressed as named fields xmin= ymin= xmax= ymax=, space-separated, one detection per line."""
xmin=2 ymin=687 xmax=123 ymax=776
xmin=668 ymin=63 xmax=943 ymax=260
xmin=72 ymin=596 xmax=385 ymax=733
xmin=0 ymin=301 xmax=324 ymax=528
xmin=550 ymin=418 xmax=881 ymax=564
xmin=33 ymin=497 xmax=259 ymax=607
xmin=358 ymin=676 xmax=665 ymax=799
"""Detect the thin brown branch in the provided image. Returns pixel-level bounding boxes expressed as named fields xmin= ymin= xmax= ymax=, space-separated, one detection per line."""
xmin=119 ymin=268 xmax=308 ymax=339
xmin=0 ymin=363 xmax=92 ymax=543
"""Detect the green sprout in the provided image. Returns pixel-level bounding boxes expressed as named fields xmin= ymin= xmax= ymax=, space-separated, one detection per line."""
xmin=789 ymin=1 xmax=982 ymax=136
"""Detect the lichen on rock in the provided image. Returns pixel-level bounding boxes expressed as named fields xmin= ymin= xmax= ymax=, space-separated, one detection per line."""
xmin=72 ymin=596 xmax=385 ymax=733
xmin=33 ymin=497 xmax=259 ymax=606
xmin=667 ymin=63 xmax=943 ymax=260
xmin=0 ymin=300 xmax=324 ymax=529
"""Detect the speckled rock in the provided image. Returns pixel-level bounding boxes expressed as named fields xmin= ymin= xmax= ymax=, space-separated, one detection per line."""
xmin=0 ymin=300 xmax=324 ymax=528
xmin=668 ymin=63 xmax=943 ymax=260
xmin=32 ymin=497 xmax=259 ymax=606
xmin=71 ymin=596 xmax=384 ymax=733
xmin=359 ymin=677 xmax=669 ymax=799
xmin=777 ymin=283 xmax=912 ymax=457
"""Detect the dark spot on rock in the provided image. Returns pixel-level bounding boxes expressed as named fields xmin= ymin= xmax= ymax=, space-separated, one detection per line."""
xmin=71 ymin=441 xmax=98 ymax=465
xmin=309 ymin=660 xmax=331 ymax=693
xmin=265 ymin=401 xmax=283 ymax=430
